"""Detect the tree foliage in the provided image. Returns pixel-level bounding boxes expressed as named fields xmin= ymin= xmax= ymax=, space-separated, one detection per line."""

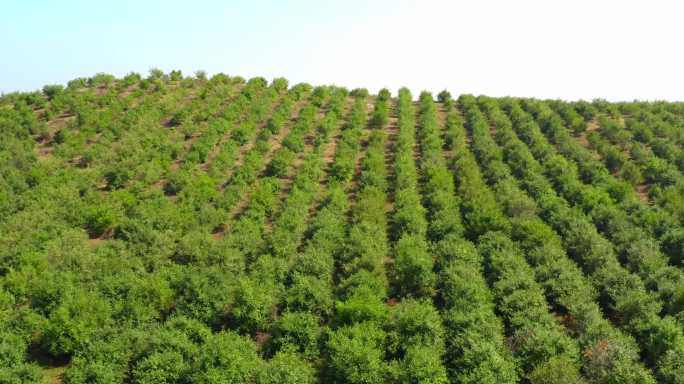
xmin=2 ymin=74 xmax=683 ymax=383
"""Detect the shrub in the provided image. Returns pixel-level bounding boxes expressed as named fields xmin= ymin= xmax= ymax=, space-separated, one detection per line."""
xmin=148 ymin=67 xmax=165 ymax=80
xmin=41 ymin=291 xmax=112 ymax=358
xmin=377 ymin=88 xmax=391 ymax=102
xmin=169 ymin=69 xmax=183 ymax=81
xmin=350 ymin=88 xmax=369 ymax=99
xmin=437 ymin=90 xmax=452 ymax=104
xmin=662 ymin=229 xmax=684 ymax=265
xmin=620 ymin=161 xmax=644 ymax=186
xmin=392 ymin=235 xmax=435 ymax=298
xmin=386 ymin=299 xmax=444 ymax=352
xmin=232 ymin=121 xmax=256 ymax=145
xmin=335 ymin=284 xmax=387 ymax=325
xmin=228 ymin=276 xmax=279 ymax=333
xmin=192 ymin=331 xmax=262 ymax=383
xmin=121 ymin=72 xmax=142 ymax=86
xmin=53 ymin=128 xmax=67 ymax=144
xmin=527 ymin=355 xmax=585 ymax=384
xmin=285 ymin=274 xmax=334 ymax=316
xmin=0 ymin=363 xmax=43 ymax=383
xmin=269 ymin=311 xmax=322 ymax=359
xmin=67 ymin=77 xmax=88 ymax=90
xmin=132 ymin=350 xmax=187 ymax=383
xmin=397 ymin=344 xmax=449 ymax=384
xmin=85 ymin=204 xmax=121 ymax=237
xmin=327 ymin=322 xmax=388 ymax=384
xmin=88 ymin=73 xmax=115 ymax=87
xmin=266 ymin=149 xmax=295 ymax=177
xmin=42 ymin=84 xmax=64 ymax=100
xmin=271 ymin=77 xmax=289 ymax=93
xmin=260 ymin=350 xmax=316 ymax=384
xmin=193 ymin=70 xmax=207 ymax=81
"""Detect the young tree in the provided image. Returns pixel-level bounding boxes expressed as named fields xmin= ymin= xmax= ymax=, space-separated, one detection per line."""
xmin=169 ymin=69 xmax=183 ymax=81
xmin=148 ymin=67 xmax=165 ymax=81
xmin=259 ymin=350 xmax=316 ymax=384
xmin=42 ymin=84 xmax=64 ymax=100
xmin=327 ymin=322 xmax=388 ymax=384
xmin=437 ymin=89 xmax=452 ymax=104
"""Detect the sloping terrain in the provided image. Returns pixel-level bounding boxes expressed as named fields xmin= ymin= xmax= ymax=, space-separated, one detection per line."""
xmin=2 ymin=71 xmax=684 ymax=383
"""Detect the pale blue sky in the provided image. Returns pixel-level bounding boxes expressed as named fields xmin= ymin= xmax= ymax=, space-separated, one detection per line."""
xmin=1 ymin=1 xmax=379 ymax=91
xmin=3 ymin=0 xmax=684 ymax=100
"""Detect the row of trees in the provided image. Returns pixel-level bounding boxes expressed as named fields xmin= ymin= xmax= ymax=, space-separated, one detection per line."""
xmin=64 ymin=316 xmax=316 ymax=383
xmin=458 ymin=95 xmax=585 ymax=382
xmin=326 ymin=92 xmax=392 ymax=382
xmin=390 ymin=88 xmax=435 ymax=298
xmin=387 ymin=88 xmax=447 ymax=380
xmin=418 ymin=91 xmax=518 ymax=383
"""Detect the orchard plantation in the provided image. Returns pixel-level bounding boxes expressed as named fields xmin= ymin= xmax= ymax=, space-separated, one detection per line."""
xmin=2 ymin=70 xmax=684 ymax=383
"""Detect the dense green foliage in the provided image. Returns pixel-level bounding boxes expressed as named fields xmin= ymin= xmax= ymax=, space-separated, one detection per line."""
xmin=2 ymin=71 xmax=684 ymax=383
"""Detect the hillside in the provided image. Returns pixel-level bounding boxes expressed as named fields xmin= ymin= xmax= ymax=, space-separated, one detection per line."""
xmin=2 ymin=71 xmax=684 ymax=383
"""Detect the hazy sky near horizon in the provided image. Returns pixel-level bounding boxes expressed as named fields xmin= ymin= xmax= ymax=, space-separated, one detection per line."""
xmin=2 ymin=0 xmax=683 ymax=100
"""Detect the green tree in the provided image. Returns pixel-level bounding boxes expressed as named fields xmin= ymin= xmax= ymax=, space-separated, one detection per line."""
xmin=269 ymin=311 xmax=322 ymax=359
xmin=41 ymin=291 xmax=112 ymax=358
xmin=259 ymin=350 xmax=316 ymax=384
xmin=192 ymin=331 xmax=262 ymax=384
xmin=327 ymin=322 xmax=388 ymax=384
xmin=42 ymin=84 xmax=64 ymax=100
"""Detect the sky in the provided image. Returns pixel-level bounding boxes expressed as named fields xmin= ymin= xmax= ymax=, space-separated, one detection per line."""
xmin=2 ymin=0 xmax=683 ymax=101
